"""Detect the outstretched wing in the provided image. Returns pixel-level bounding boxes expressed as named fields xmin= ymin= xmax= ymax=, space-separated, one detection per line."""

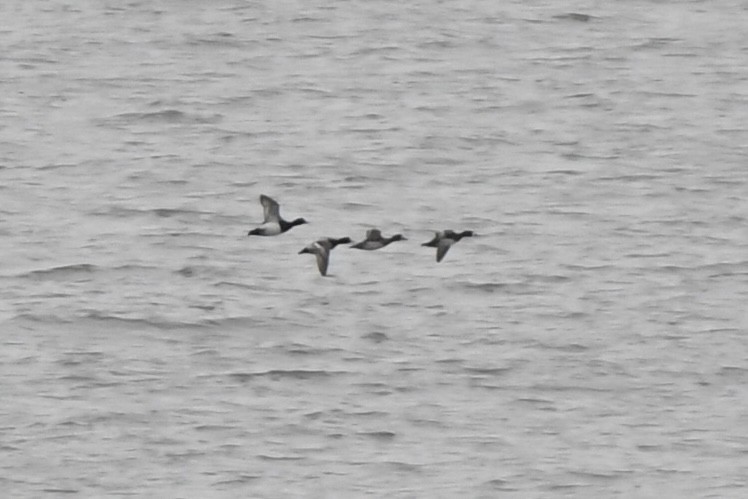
xmin=365 ymin=228 xmax=382 ymax=240
xmin=314 ymin=246 xmax=329 ymax=276
xmin=436 ymin=239 xmax=453 ymax=262
xmin=260 ymin=195 xmax=280 ymax=223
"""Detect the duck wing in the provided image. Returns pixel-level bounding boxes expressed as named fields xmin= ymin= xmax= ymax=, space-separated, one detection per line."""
xmin=365 ymin=228 xmax=382 ymax=241
xmin=259 ymin=194 xmax=281 ymax=223
xmin=314 ymin=246 xmax=330 ymax=276
xmin=436 ymin=239 xmax=453 ymax=262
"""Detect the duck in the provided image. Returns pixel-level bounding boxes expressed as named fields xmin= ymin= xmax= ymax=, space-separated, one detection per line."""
xmin=350 ymin=229 xmax=407 ymax=250
xmin=422 ymin=230 xmax=474 ymax=262
xmin=299 ymin=237 xmax=352 ymax=276
xmin=247 ymin=194 xmax=307 ymax=236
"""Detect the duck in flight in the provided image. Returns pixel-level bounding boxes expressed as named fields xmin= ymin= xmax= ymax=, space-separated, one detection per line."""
xmin=350 ymin=229 xmax=407 ymax=250
xmin=299 ymin=237 xmax=352 ymax=276
xmin=247 ymin=194 xmax=307 ymax=236
xmin=422 ymin=230 xmax=474 ymax=262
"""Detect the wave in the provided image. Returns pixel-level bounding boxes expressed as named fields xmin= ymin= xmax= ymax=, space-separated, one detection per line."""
xmin=459 ymin=281 xmax=508 ymax=293
xmin=85 ymin=313 xmax=269 ymax=331
xmin=552 ymin=13 xmax=594 ymax=23
xmin=358 ymin=431 xmax=396 ymax=441
xmin=91 ymin=205 xmax=213 ymax=219
xmin=106 ymin=109 xmax=222 ymax=125
xmin=19 ymin=263 xmax=164 ymax=280
xmin=24 ymin=263 xmax=99 ymax=279
xmin=361 ymin=331 xmax=388 ymax=343
xmin=228 ymin=369 xmax=346 ymax=382
xmin=256 ymin=454 xmax=304 ymax=462
xmin=614 ymin=260 xmax=748 ymax=277
xmin=464 ymin=366 xmax=512 ymax=376
xmin=213 ymin=281 xmax=267 ymax=291
xmin=150 ymin=207 xmax=210 ymax=218
xmin=8 ymin=311 xmax=242 ymax=331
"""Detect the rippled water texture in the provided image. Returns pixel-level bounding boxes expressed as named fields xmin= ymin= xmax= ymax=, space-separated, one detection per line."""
xmin=1 ymin=0 xmax=747 ymax=497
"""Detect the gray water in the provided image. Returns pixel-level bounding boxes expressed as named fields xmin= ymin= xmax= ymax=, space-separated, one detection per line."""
xmin=2 ymin=1 xmax=748 ymax=497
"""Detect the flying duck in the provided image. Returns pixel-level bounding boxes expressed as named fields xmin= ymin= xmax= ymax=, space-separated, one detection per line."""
xmin=247 ymin=194 xmax=307 ymax=236
xmin=350 ymin=229 xmax=407 ymax=250
xmin=422 ymin=230 xmax=474 ymax=262
xmin=299 ymin=237 xmax=352 ymax=276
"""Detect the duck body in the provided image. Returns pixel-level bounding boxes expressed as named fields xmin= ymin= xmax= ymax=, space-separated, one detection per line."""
xmin=299 ymin=237 xmax=352 ymax=276
xmin=248 ymin=217 xmax=307 ymax=236
xmin=422 ymin=230 xmax=474 ymax=262
xmin=350 ymin=229 xmax=407 ymax=250
xmin=247 ymin=194 xmax=307 ymax=236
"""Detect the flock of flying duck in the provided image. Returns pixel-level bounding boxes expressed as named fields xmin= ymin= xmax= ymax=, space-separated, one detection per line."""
xmin=247 ymin=195 xmax=474 ymax=276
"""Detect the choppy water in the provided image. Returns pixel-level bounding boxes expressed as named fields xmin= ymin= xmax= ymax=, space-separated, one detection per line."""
xmin=2 ymin=1 xmax=748 ymax=497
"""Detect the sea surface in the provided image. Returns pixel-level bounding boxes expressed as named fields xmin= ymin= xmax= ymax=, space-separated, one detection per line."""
xmin=1 ymin=0 xmax=747 ymax=497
